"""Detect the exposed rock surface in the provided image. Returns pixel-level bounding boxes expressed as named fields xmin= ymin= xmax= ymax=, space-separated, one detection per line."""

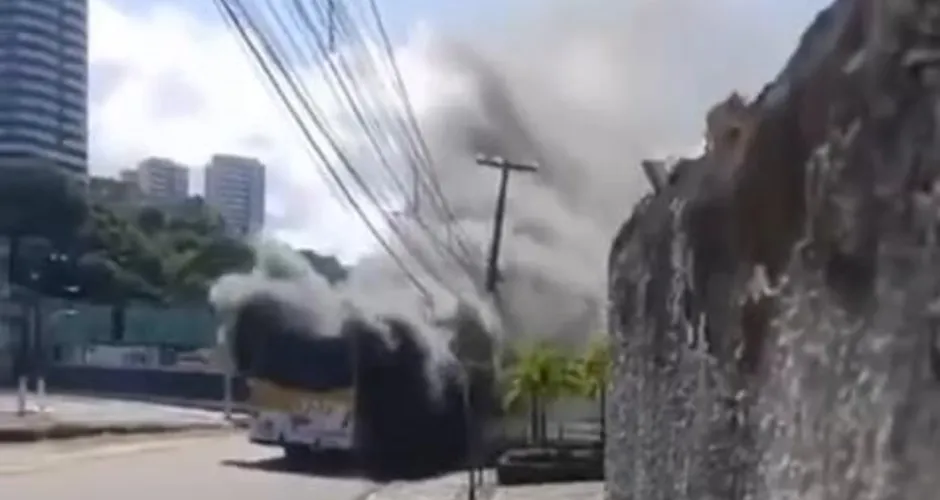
xmin=606 ymin=1 xmax=940 ymax=499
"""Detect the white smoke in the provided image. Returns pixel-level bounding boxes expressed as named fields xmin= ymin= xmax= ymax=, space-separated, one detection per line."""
xmin=210 ymin=239 xmax=349 ymax=338
xmin=211 ymin=0 xmax=824 ymax=366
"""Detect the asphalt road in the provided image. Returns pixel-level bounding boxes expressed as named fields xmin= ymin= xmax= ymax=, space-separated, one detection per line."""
xmin=0 ymin=434 xmax=378 ymax=500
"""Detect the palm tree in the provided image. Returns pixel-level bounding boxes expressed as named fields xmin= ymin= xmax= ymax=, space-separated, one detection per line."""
xmin=502 ymin=341 xmax=574 ymax=445
xmin=573 ymin=336 xmax=611 ymax=445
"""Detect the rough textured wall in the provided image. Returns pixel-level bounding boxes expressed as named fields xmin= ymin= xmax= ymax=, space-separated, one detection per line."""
xmin=606 ymin=0 xmax=940 ymax=499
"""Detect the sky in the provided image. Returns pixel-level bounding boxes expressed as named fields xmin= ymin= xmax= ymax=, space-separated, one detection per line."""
xmin=87 ymin=0 xmax=829 ymax=263
xmin=88 ymin=0 xmax=496 ymax=261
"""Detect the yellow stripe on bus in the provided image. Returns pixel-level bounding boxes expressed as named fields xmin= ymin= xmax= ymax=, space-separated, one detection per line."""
xmin=246 ymin=378 xmax=355 ymax=413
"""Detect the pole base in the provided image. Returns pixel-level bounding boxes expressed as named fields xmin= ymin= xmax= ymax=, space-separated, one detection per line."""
xmin=16 ymin=376 xmax=27 ymax=416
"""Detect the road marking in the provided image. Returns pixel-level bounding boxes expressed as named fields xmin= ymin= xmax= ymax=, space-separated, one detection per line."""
xmin=0 ymin=430 xmax=238 ymax=476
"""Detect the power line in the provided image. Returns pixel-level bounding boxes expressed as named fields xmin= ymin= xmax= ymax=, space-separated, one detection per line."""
xmin=365 ymin=0 xmax=479 ymax=261
xmin=289 ymin=1 xmax=423 ymax=209
xmin=216 ymin=0 xmax=492 ymax=303
xmin=305 ymin=7 xmax=483 ymax=280
xmin=303 ymin=1 xmax=469 ymax=236
xmin=213 ymin=0 xmax=435 ymax=299
xmin=318 ymin=0 xmax=478 ymax=268
xmin=263 ymin=0 xmax=475 ymax=290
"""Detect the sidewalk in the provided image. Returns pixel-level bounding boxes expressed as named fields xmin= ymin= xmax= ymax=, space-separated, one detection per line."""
xmin=369 ymin=471 xmax=487 ymax=500
xmin=367 ymin=470 xmax=603 ymax=500
xmin=492 ymin=482 xmax=604 ymax=500
xmin=0 ymin=391 xmax=245 ymax=442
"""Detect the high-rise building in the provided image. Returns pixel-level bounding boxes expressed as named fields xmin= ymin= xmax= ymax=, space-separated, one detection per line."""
xmin=0 ymin=0 xmax=88 ymax=173
xmin=135 ymin=157 xmax=189 ymax=204
xmin=204 ymin=154 xmax=266 ymax=237
xmin=118 ymin=168 xmax=138 ymax=186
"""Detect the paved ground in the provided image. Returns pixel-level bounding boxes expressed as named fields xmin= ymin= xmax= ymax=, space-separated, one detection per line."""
xmin=0 ymin=391 xmax=234 ymax=424
xmin=0 ymin=392 xmax=604 ymax=500
xmin=0 ymin=391 xmax=241 ymax=440
xmin=368 ymin=469 xmax=603 ymax=500
xmin=0 ymin=429 xmax=238 ymax=474
xmin=0 ymin=429 xmax=604 ymax=500
xmin=369 ymin=471 xmax=479 ymax=500
xmin=0 ymin=433 xmax=377 ymax=500
xmin=492 ymin=482 xmax=604 ymax=500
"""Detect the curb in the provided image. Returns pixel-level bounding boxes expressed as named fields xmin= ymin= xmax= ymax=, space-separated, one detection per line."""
xmin=44 ymin=391 xmax=252 ymax=414
xmin=366 ymin=471 xmax=497 ymax=500
xmin=0 ymin=417 xmax=249 ymax=443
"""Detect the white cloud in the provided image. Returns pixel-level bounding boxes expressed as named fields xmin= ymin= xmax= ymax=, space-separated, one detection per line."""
xmin=90 ymin=1 xmax=266 ymax=166
xmin=88 ymin=0 xmax=397 ymax=261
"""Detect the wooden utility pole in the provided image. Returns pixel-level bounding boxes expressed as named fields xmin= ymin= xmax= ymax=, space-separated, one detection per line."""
xmin=476 ymin=155 xmax=538 ymax=293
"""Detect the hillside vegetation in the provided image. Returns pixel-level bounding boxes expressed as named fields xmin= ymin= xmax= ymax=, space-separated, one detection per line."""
xmin=0 ymin=164 xmax=346 ymax=304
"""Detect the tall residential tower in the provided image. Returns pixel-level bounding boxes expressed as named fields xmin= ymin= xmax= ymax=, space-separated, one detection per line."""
xmin=204 ymin=154 xmax=266 ymax=237
xmin=0 ymin=0 xmax=88 ymax=173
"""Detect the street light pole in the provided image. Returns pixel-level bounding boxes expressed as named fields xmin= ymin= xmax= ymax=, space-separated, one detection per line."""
xmin=29 ymin=250 xmax=78 ymax=413
xmin=475 ymin=155 xmax=538 ymax=293
xmin=15 ymin=302 xmax=33 ymax=417
xmin=217 ymin=323 xmax=233 ymax=422
xmin=16 ymin=370 xmax=27 ymax=416
xmin=37 ymin=307 xmax=77 ymax=411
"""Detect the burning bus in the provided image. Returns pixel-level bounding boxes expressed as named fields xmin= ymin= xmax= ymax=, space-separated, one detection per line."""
xmin=224 ymin=291 xmax=496 ymax=479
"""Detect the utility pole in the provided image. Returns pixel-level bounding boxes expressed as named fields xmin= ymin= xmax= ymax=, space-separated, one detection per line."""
xmin=38 ymin=307 xmax=76 ymax=412
xmin=465 ymin=154 xmax=535 ymax=499
xmin=476 ymin=155 xmax=538 ymax=293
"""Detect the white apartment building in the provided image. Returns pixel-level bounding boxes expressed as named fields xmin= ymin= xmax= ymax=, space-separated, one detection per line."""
xmin=204 ymin=154 xmax=266 ymax=237
xmin=134 ymin=157 xmax=190 ymax=204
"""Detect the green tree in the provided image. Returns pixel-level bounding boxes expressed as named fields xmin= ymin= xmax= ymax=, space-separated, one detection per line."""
xmin=65 ymin=199 xmax=253 ymax=304
xmin=0 ymin=164 xmax=88 ymax=288
xmin=166 ymin=236 xmax=254 ymax=300
xmin=502 ymin=341 xmax=577 ymax=445
xmin=72 ymin=204 xmax=167 ymax=301
xmin=1 ymin=175 xmax=343 ymax=307
xmin=74 ymin=251 xmax=161 ymax=302
xmin=572 ymin=336 xmax=611 ymax=445
xmin=136 ymin=207 xmax=166 ymax=234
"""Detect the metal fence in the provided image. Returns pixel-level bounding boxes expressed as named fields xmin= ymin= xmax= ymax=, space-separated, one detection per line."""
xmin=44 ymin=298 xmax=217 ymax=349
xmin=2 ymin=297 xmax=225 ymax=402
